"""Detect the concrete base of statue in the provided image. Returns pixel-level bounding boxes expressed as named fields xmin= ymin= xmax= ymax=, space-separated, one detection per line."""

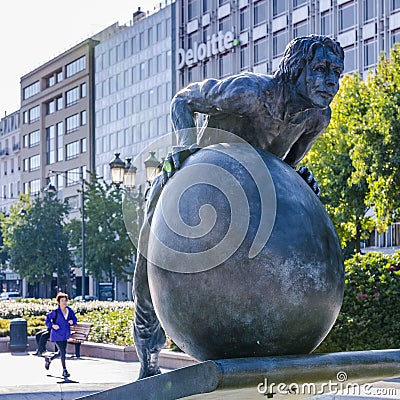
xmin=76 ymin=350 xmax=400 ymax=400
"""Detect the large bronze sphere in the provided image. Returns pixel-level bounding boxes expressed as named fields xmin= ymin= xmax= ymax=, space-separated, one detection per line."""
xmin=146 ymin=143 xmax=344 ymax=361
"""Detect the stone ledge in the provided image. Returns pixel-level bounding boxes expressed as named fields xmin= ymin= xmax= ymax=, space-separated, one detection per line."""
xmin=0 ymin=336 xmax=198 ymax=369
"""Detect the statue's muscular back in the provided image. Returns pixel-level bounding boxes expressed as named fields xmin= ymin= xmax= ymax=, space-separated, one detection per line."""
xmin=175 ymin=73 xmax=331 ymax=168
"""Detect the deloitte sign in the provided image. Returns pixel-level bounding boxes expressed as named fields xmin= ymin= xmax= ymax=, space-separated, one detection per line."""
xmin=177 ymin=30 xmax=239 ymax=69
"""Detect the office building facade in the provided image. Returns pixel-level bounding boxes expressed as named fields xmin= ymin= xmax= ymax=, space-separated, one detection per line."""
xmin=94 ymin=3 xmax=177 ymax=182
xmin=176 ymin=0 xmax=400 ymax=87
xmin=0 ymin=111 xmax=21 ymax=214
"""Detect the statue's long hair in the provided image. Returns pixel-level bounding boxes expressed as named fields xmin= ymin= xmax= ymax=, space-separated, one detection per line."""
xmin=274 ymin=35 xmax=344 ymax=84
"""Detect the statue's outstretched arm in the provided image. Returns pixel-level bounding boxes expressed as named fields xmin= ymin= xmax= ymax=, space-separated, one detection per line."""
xmin=170 ymin=75 xmax=259 ymax=145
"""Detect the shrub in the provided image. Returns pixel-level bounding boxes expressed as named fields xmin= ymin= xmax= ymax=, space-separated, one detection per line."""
xmin=0 ymin=300 xmax=135 ymax=344
xmin=317 ymin=251 xmax=400 ymax=352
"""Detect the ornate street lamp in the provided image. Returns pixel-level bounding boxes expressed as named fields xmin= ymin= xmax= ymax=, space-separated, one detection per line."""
xmin=144 ymin=151 xmax=161 ymax=182
xmin=123 ymin=158 xmax=137 ymax=189
xmin=109 ymin=153 xmax=126 ymax=186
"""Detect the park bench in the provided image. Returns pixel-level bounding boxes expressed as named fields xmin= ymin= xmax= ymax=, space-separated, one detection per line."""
xmin=68 ymin=322 xmax=92 ymax=343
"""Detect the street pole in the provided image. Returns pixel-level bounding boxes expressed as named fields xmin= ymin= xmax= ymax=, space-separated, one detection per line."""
xmin=81 ymin=170 xmax=86 ymax=299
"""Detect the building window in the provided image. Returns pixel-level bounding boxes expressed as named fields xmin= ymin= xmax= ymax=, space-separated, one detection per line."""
xmin=219 ymin=16 xmax=230 ymax=32
xmin=80 ymin=110 xmax=87 ymax=126
xmin=30 ymin=179 xmax=41 ymax=195
xmin=47 ymin=75 xmax=55 ymax=88
xmin=156 ymin=23 xmax=162 ymax=41
xmin=140 ymin=62 xmax=147 ymax=80
xmin=57 ymin=71 xmax=63 ymax=83
xmin=23 ymin=158 xmax=29 ymax=172
xmin=188 ymin=0 xmax=198 ymax=21
xmin=29 ymin=105 xmax=40 ymax=123
xmin=321 ymin=11 xmax=332 ymax=36
xmin=46 ymin=126 xmax=55 ymax=164
xmin=255 ymin=37 xmax=268 ymax=64
xmin=364 ymin=0 xmax=376 ymax=21
xmin=254 ymin=0 xmax=266 ymax=26
xmin=66 ymin=168 xmax=80 ymax=186
xmin=364 ymin=40 xmax=376 ymax=68
xmin=240 ymin=46 xmax=249 ymax=70
xmin=23 ymin=81 xmax=40 ymax=100
xmin=391 ymin=0 xmax=400 ymax=12
xmin=294 ymin=0 xmax=307 ymax=7
xmin=66 ymin=87 xmax=80 ymax=107
xmin=339 ymin=3 xmax=355 ymax=32
xmin=273 ymin=30 xmax=287 ymax=58
xmin=23 ymin=135 xmax=29 ymax=148
xmin=57 ymin=122 xmax=63 ymax=162
xmin=344 ymin=46 xmax=356 ymax=73
xmin=46 ymin=100 xmax=55 ymax=115
xmin=294 ymin=21 xmax=308 ymax=37
xmin=219 ymin=53 xmax=232 ymax=77
xmin=273 ymin=0 xmax=287 ymax=16
xmin=240 ymin=7 xmax=249 ymax=32
xmin=66 ymin=56 xmax=86 ymax=78
xmin=140 ymin=32 xmax=145 ymax=50
xmin=81 ymin=137 xmax=87 ymax=153
xmin=203 ymin=0 xmax=209 ymax=12
xmin=391 ymin=29 xmax=400 ymax=46
xmin=23 ymin=111 xmax=28 ymax=124
xmin=66 ymin=141 xmax=80 ymax=160
xmin=66 ymin=114 xmax=79 ymax=134
xmin=66 ymin=195 xmax=79 ymax=210
xmin=29 ymin=154 xmax=40 ymax=171
xmin=29 ymin=130 xmax=40 ymax=147
xmin=56 ymin=96 xmax=63 ymax=110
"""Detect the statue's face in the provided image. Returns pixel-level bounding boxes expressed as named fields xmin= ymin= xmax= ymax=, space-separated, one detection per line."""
xmin=295 ymin=45 xmax=344 ymax=109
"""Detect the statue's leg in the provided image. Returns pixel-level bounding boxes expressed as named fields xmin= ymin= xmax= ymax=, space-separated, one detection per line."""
xmin=133 ymin=252 xmax=166 ymax=379
xmin=133 ymin=175 xmax=166 ymax=380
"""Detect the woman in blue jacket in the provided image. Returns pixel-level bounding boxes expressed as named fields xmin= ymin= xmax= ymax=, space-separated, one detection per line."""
xmin=45 ymin=292 xmax=77 ymax=378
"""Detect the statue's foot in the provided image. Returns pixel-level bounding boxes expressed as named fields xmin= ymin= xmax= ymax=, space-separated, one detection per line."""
xmin=138 ymin=365 xmax=162 ymax=379
xmin=137 ymin=351 xmax=162 ymax=380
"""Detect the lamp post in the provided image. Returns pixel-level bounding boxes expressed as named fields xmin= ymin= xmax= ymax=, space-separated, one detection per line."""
xmin=109 ymin=152 xmax=161 ymax=228
xmin=45 ymin=183 xmax=61 ymax=294
xmin=48 ymin=169 xmax=86 ymax=299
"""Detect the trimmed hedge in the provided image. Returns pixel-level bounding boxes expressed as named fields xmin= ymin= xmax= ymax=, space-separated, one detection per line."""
xmin=0 ymin=299 xmax=134 ymax=344
xmin=316 ymin=252 xmax=400 ymax=352
xmin=1 ymin=253 xmax=399 ymax=352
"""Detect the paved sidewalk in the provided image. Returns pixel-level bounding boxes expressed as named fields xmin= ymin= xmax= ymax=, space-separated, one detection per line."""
xmin=0 ymin=351 xmax=147 ymax=399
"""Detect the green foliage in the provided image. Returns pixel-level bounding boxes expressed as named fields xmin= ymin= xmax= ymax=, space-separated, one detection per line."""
xmin=304 ymin=74 xmax=374 ymax=253
xmin=67 ymin=173 xmax=136 ymax=281
xmin=305 ymin=44 xmax=400 ymax=252
xmin=351 ymin=44 xmax=400 ymax=227
xmin=317 ymin=252 xmax=400 ymax=352
xmin=0 ymin=192 xmax=71 ymax=289
xmin=0 ymin=299 xmax=135 ymax=345
xmin=79 ymin=308 xmax=134 ymax=346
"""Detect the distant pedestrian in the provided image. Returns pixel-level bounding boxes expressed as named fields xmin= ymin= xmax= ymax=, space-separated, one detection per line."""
xmin=44 ymin=292 xmax=77 ymax=379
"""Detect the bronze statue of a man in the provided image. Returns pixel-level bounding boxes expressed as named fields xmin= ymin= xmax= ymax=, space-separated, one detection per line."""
xmin=133 ymin=35 xmax=344 ymax=379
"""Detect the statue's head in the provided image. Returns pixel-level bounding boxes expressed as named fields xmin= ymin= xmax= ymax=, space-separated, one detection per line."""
xmin=275 ymin=35 xmax=344 ymax=109
xmin=275 ymin=35 xmax=344 ymax=83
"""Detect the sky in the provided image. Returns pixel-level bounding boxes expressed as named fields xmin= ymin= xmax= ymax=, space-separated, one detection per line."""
xmin=0 ymin=0 xmax=161 ymax=116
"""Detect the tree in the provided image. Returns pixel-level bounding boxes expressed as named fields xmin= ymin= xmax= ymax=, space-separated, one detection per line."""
xmin=305 ymin=45 xmax=400 ymax=254
xmin=350 ymin=44 xmax=400 ymax=228
xmin=67 ymin=173 xmax=136 ymax=282
xmin=0 ymin=192 xmax=71 ymax=296
xmin=303 ymin=74 xmax=375 ymax=254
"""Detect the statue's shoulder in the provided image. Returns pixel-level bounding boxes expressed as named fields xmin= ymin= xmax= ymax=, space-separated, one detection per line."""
xmin=218 ymin=72 xmax=274 ymax=98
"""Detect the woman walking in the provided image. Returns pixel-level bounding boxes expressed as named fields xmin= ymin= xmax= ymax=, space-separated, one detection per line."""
xmin=44 ymin=292 xmax=77 ymax=378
